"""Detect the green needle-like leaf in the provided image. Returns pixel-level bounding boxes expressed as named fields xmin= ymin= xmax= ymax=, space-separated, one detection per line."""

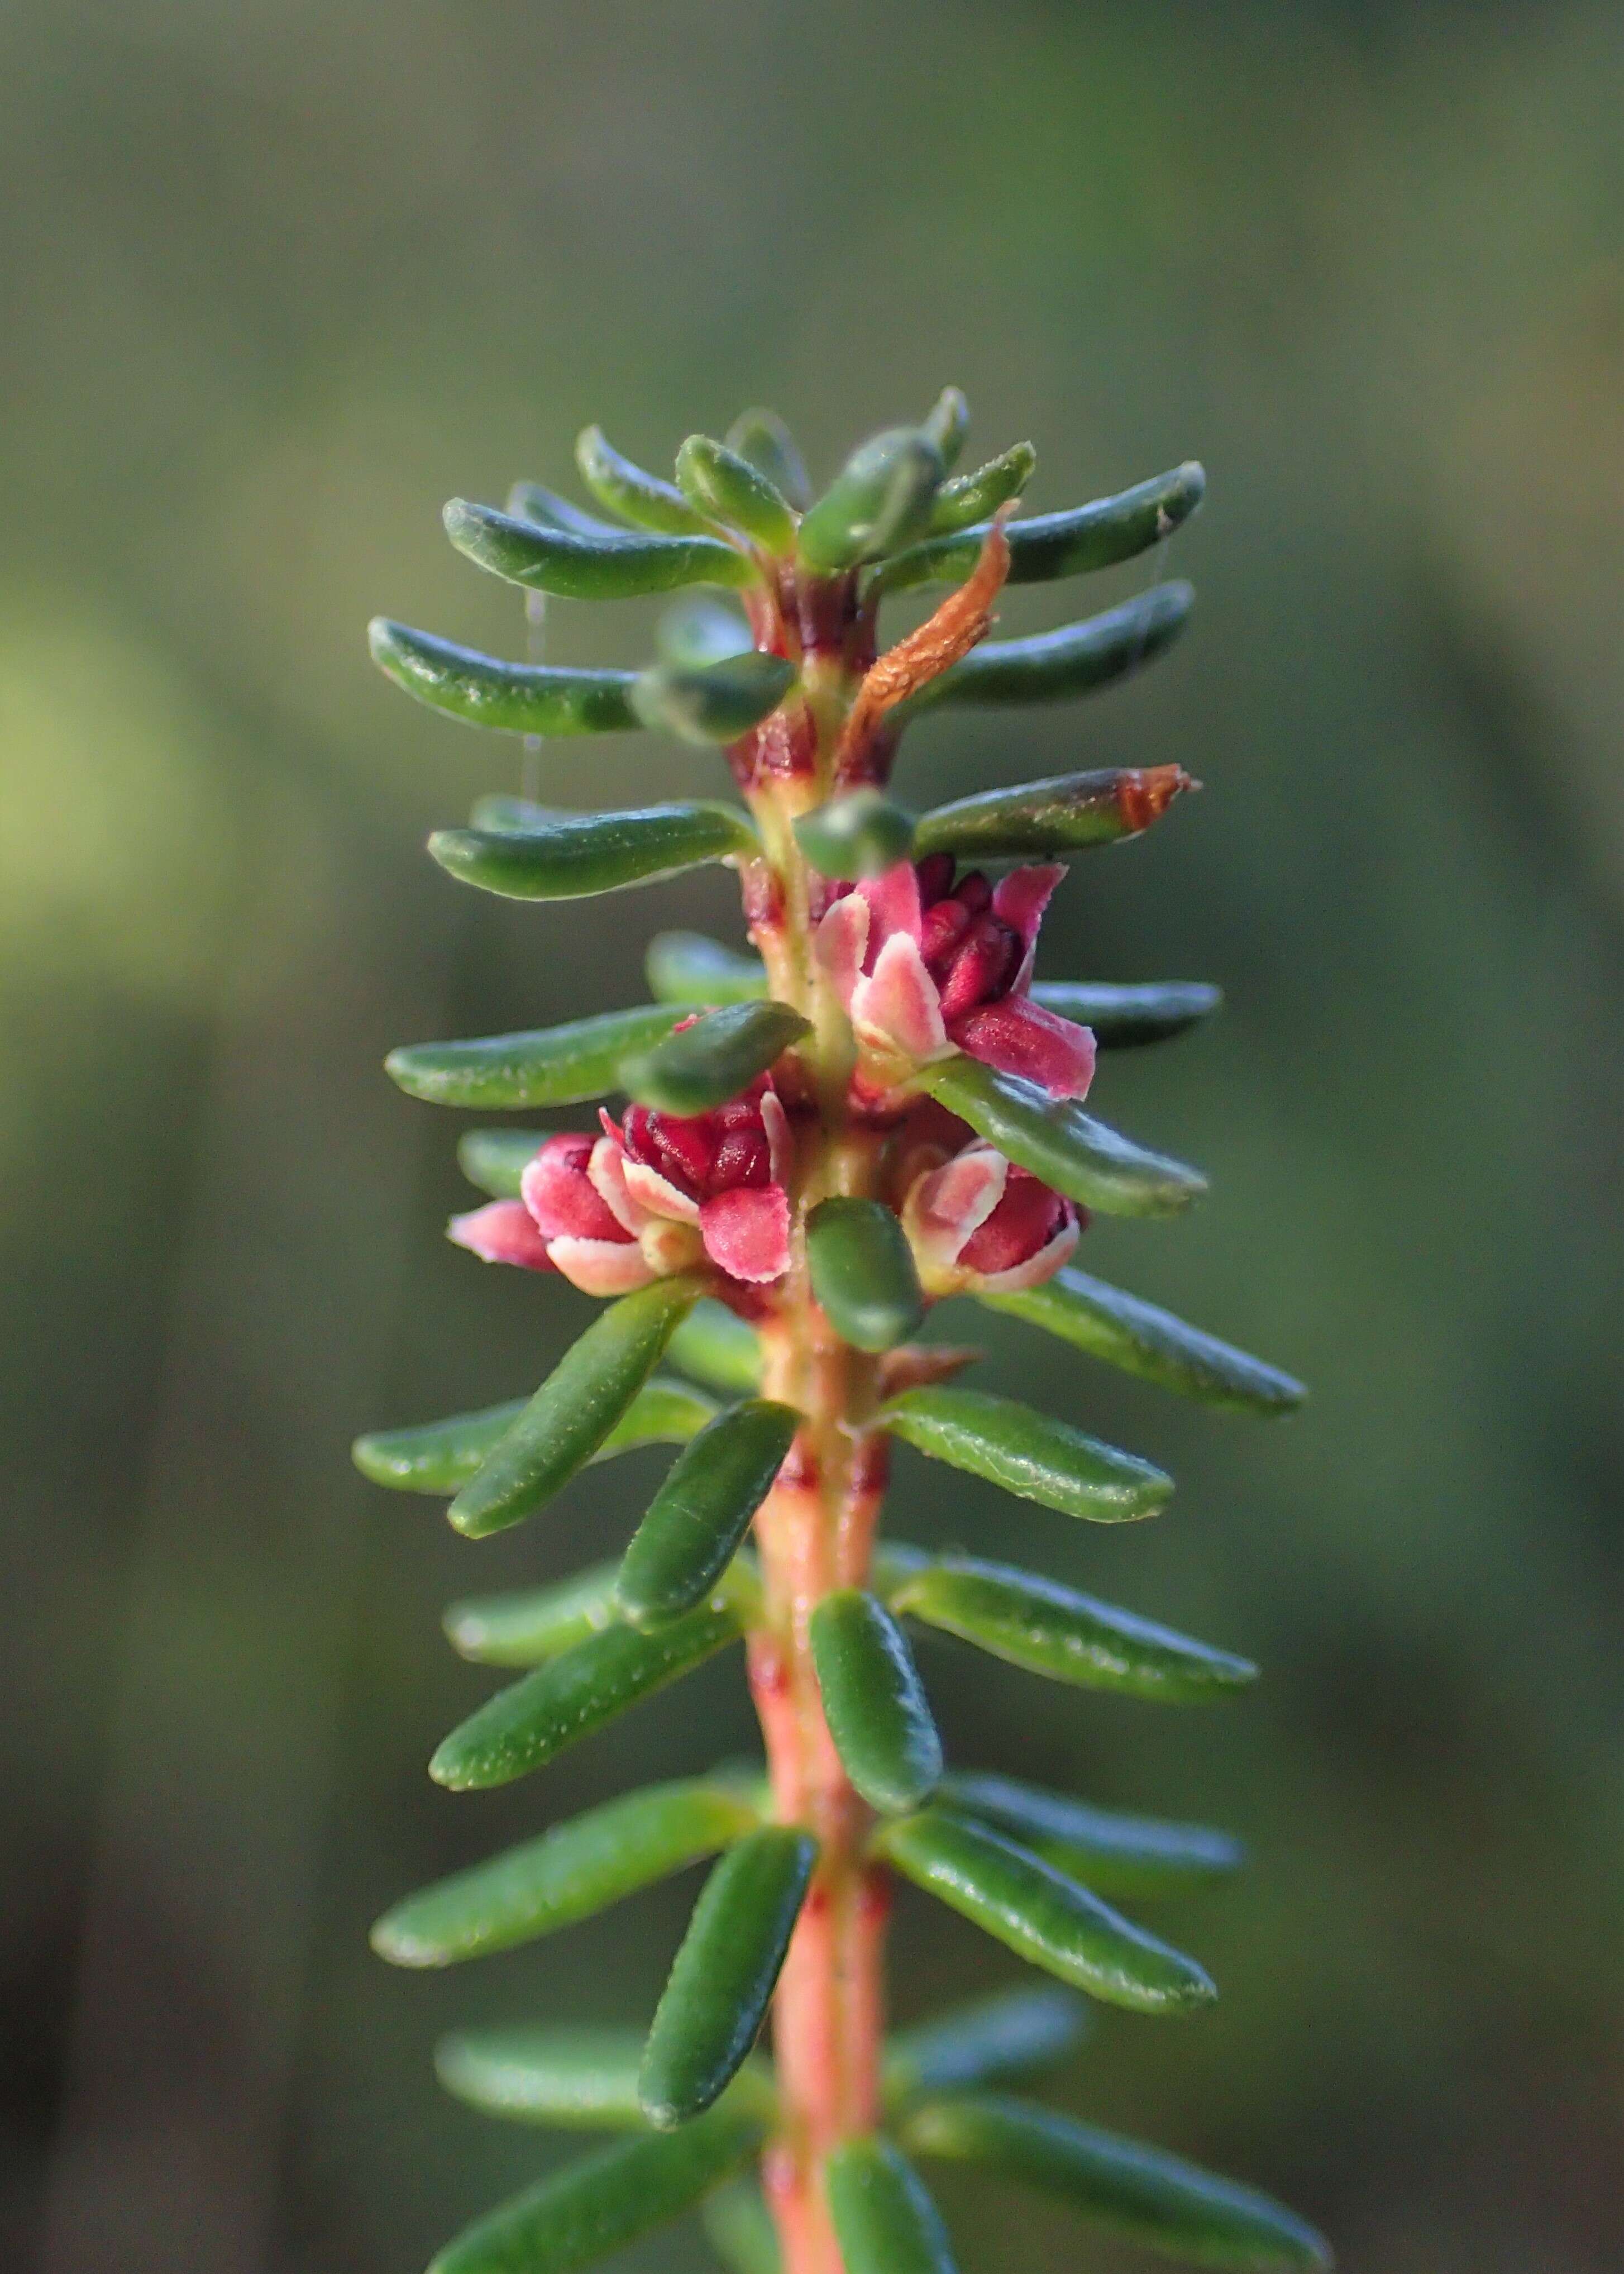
xmin=905 ymin=582 xmax=1192 ymax=713
xmin=873 ymin=1808 xmax=1216 ymax=2015
xmin=979 ymin=1265 xmax=1305 ymax=1415
xmin=507 ymin=480 xmax=621 ymax=539
xmin=435 ymin=2027 xmax=648 ymax=2129
xmin=443 ymin=1561 xmax=621 ymax=1667
xmin=457 ymin=1128 xmax=543 ymax=1200
xmin=639 ymin=1826 xmax=818 ymax=2127
xmin=1027 ymin=979 xmax=1221 ymax=1049
xmin=807 ymin=1198 xmax=926 ymax=1353
xmin=430 ymin=1598 xmax=743 ymax=1790
xmin=794 ymin=789 xmax=916 ymax=880
xmin=879 ymin=1385 xmax=1171 ymax=1523
xmin=825 ymin=2137 xmax=960 ymax=2274
xmin=666 ymin=1296 xmax=766 ymax=1394
xmin=656 ymin=594 xmax=755 ymax=669
xmin=429 ymin=802 xmax=758 ymax=903
xmin=904 ymin=2095 xmax=1331 ymax=2271
xmin=873 ymin=461 xmax=1206 ymax=595
xmin=913 ymin=766 xmax=1195 ymax=860
xmin=356 ymin=1375 xmax=717 ymax=1500
xmin=619 ymin=999 xmax=810 ymax=1115
xmin=889 ymin=1554 xmax=1254 ymax=1700
xmin=703 ymin=2178 xmax=784 ymax=2274
xmin=921 ymin=385 xmax=971 ymax=469
xmin=921 ymin=1057 xmax=1207 ymax=1217
xmin=576 ymin=424 xmax=715 ymax=536
xmin=883 ymin=1986 xmax=1088 ymax=2111
xmin=939 ymin=1772 xmax=1245 ymax=1899
xmin=372 ymin=1776 xmax=761 ymax=1967
xmin=646 ymin=930 xmax=770 ymax=1008
xmin=427 ymin=2100 xmax=765 ymax=2274
xmin=676 ymin=435 xmax=798 ymax=552
xmin=367 ymin=619 xmax=641 ymax=736
xmin=799 ymin=427 xmax=947 ymax=574
xmin=444 ymin=497 xmax=754 ymax=599
xmin=725 ymin=408 xmax=811 ymax=512
xmin=386 ymin=1004 xmax=684 ymax=1110
xmin=448 ymin=1276 xmax=702 ymax=1539
xmin=631 ymin=651 xmax=796 ymax=746
xmin=924 ymin=441 xmax=1037 ymax=535
xmin=617 ymin=1400 xmax=799 ymax=1631
xmin=811 ymin=1590 xmax=942 ymax=1814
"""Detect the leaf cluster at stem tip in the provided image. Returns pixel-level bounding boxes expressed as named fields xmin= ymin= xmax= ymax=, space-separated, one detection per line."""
xmin=357 ymin=391 xmax=1329 ymax=2274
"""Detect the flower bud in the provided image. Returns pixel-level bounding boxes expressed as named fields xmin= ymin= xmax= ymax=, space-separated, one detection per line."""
xmin=902 ymin=1140 xmax=1081 ymax=1296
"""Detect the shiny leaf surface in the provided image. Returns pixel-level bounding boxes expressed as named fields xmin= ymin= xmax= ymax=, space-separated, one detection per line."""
xmin=368 ymin=618 xmax=640 ymax=735
xmin=807 ymin=1197 xmax=926 ymax=1353
xmin=445 ymin=497 xmax=753 ymax=598
xmin=879 ymin=1385 xmax=1171 ymax=1522
xmin=619 ymin=999 xmax=810 ymax=1115
xmin=617 ymin=1399 xmax=799 ymax=1631
xmin=386 ymin=1004 xmax=682 ymax=1110
xmin=922 ymin=1057 xmax=1207 ymax=1217
xmin=811 ymin=1589 xmax=942 ymax=1814
xmin=874 ymin=461 xmax=1206 ymax=594
xmin=429 ymin=802 xmax=758 ymax=902
xmin=940 ymin=1772 xmax=1245 ymax=1898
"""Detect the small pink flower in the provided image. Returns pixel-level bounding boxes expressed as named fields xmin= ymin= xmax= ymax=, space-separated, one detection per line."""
xmin=448 ymin=1085 xmax=795 ymax=1296
xmin=901 ymin=1137 xmax=1081 ymax=1296
xmin=815 ymin=854 xmax=1095 ymax=1104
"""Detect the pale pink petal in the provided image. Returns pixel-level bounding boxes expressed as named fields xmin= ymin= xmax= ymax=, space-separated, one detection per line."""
xmin=992 ymin=861 xmax=1067 ymax=990
xmin=761 ymin=1088 xmax=795 ymax=1188
xmin=700 ymin=1185 xmax=791 ymax=1284
xmin=851 ymin=932 xmax=950 ymax=1064
xmin=952 ymin=996 xmax=1096 ymax=1100
xmin=814 ymin=893 xmax=869 ymax=1010
xmin=547 ymin=1235 xmax=660 ymax=1296
xmin=621 ymin=1155 xmax=702 ymax=1225
xmin=973 ymin=1212 xmax=1081 ymax=1294
xmin=448 ymin=1201 xmax=556 ymax=1272
xmin=521 ymin=1137 xmax=632 ymax=1242
xmin=578 ymin=1132 xmax=647 ymax=1235
xmin=856 ymin=860 xmax=923 ymax=955
xmin=911 ymin=1144 xmax=1009 ymax=1270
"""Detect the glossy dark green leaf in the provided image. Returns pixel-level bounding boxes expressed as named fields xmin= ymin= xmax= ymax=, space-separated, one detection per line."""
xmin=807 ymin=1197 xmax=925 ymax=1353
xmin=639 ymin=1826 xmax=817 ymax=2127
xmin=448 ymin=1276 xmax=702 ymax=1539
xmin=921 ymin=385 xmax=971 ymax=469
xmin=794 ymin=790 xmax=916 ymax=880
xmin=883 ymin=1986 xmax=1088 ymax=2110
xmin=924 ymin=442 xmax=1037 ymax=536
xmin=617 ymin=1399 xmax=799 ymax=1631
xmin=575 ymin=424 xmax=714 ymax=536
xmin=666 ymin=1296 xmax=766 ymax=1394
xmin=367 ymin=618 xmax=641 ymax=737
xmin=436 ymin=2027 xmax=648 ymax=2128
xmin=811 ymin=1590 xmax=942 ymax=1814
xmin=921 ymin=1057 xmax=1207 ymax=1217
xmin=427 ymin=2100 xmax=765 ymax=2274
xmin=676 ymin=435 xmax=798 ymax=552
xmin=798 ymin=427 xmax=945 ymax=574
xmin=645 ymin=930 xmax=770 ymax=1008
xmin=429 ymin=802 xmax=758 ymax=903
xmin=458 ymin=1127 xmax=544 ymax=1200
xmin=725 ymin=408 xmax=811 ymax=512
xmin=444 ymin=497 xmax=754 ymax=599
xmin=656 ymin=594 xmax=755 ymax=669
xmin=356 ymin=1376 xmax=716 ymax=1501
xmin=939 ymin=1772 xmax=1244 ymax=1899
xmin=913 ymin=766 xmax=1195 ymax=860
xmin=879 ymin=1385 xmax=1171 ymax=1523
xmin=873 ymin=461 xmax=1207 ymax=595
xmin=702 ymin=2177 xmax=784 ymax=2274
xmin=430 ymin=1598 xmax=743 ymax=1790
xmin=631 ymin=651 xmax=796 ymax=746
xmin=873 ymin=1808 xmax=1216 ymax=2015
xmin=979 ymin=1264 xmax=1305 ymax=1416
xmin=506 ymin=480 xmax=620 ymax=540
xmin=386 ymin=1004 xmax=683 ymax=1110
xmin=371 ymin=1776 xmax=761 ymax=1967
xmin=906 ymin=582 xmax=1192 ymax=711
xmin=619 ymin=999 xmax=810 ymax=1115
xmin=904 ymin=2095 xmax=1331 ymax=2270
xmin=824 ymin=2137 xmax=959 ymax=2274
xmin=891 ymin=1553 xmax=1253 ymax=1700
xmin=1026 ymin=979 xmax=1221 ymax=1049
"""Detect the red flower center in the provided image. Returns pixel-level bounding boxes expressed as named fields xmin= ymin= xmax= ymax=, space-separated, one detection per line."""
xmin=959 ymin=1165 xmax=1073 ymax=1275
xmin=622 ymin=1091 xmax=774 ymax=1203
xmin=915 ymin=856 xmax=1024 ymax=1019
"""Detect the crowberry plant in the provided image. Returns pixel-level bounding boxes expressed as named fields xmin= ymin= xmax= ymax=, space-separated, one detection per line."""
xmin=356 ymin=394 xmax=1330 ymax=2274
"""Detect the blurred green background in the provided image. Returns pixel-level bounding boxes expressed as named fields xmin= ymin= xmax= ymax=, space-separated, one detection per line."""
xmin=3 ymin=3 xmax=1620 ymax=2270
